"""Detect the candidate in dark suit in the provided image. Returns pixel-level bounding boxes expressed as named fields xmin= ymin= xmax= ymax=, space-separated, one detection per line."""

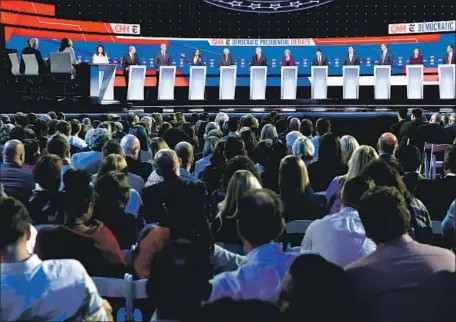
xmin=409 ymin=48 xmax=424 ymax=65
xmin=188 ymin=48 xmax=204 ymax=66
xmin=379 ymin=43 xmax=394 ymax=65
xmin=122 ymin=46 xmax=140 ymax=86
xmin=250 ymin=47 xmax=267 ymax=66
xmin=343 ymin=46 xmax=360 ymax=66
xmin=444 ymin=44 xmax=455 ymax=64
xmin=20 ymin=38 xmax=47 ymax=74
xmin=281 ymin=49 xmax=296 ymax=66
xmin=154 ymin=43 xmax=172 ymax=90
xmin=218 ymin=48 xmax=235 ymax=67
xmin=311 ymin=49 xmax=329 ymax=66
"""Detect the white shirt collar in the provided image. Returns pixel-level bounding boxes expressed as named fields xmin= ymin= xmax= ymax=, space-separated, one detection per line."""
xmin=1 ymin=254 xmax=41 ymax=274
xmin=244 ymin=242 xmax=282 ymax=264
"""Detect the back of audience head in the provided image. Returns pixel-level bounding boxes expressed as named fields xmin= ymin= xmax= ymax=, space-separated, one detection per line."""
xmin=126 ymin=112 xmax=137 ymax=126
xmin=377 ymin=132 xmax=398 ymax=155
xmin=237 ymin=189 xmax=284 ymax=249
xmin=120 ymin=134 xmax=140 ymax=160
xmin=0 ymin=124 xmax=14 ymax=145
xmin=56 ymin=120 xmax=71 ymax=137
xmin=220 ymin=170 xmax=262 ymax=219
xmin=97 ymin=154 xmax=128 ymax=178
xmin=316 ymin=117 xmax=331 ymax=136
xmin=158 ymin=122 xmax=172 ymax=137
xmin=149 ymin=137 xmax=169 ymax=159
xmin=23 ymin=139 xmax=40 ymax=166
xmin=201 ymin=298 xmax=283 ymax=320
xmin=341 ymin=135 xmax=360 ymax=162
xmin=93 ymin=171 xmax=130 ymax=215
xmin=292 ymin=136 xmax=315 ymax=163
xmin=162 ymin=127 xmax=189 ymax=150
xmin=140 ymin=116 xmax=154 ymax=134
xmin=202 ymin=136 xmax=220 ymax=157
xmin=444 ymin=144 xmax=456 ymax=175
xmin=180 ymin=122 xmax=199 ymax=149
xmin=102 ymin=139 xmax=123 ymax=158
xmin=440 ymin=113 xmax=449 ymax=126
xmin=239 ymin=128 xmax=257 ymax=157
xmin=223 ymin=155 xmax=260 ymax=191
xmin=286 ymin=131 xmax=303 ymax=152
xmin=411 ymin=108 xmax=423 ymax=121
xmin=175 ymin=141 xmax=194 ymax=170
xmin=260 ymin=123 xmax=278 ymax=142
xmin=347 ymin=145 xmax=379 ymax=179
xmin=129 ymin=125 xmax=149 ymax=153
xmin=33 ymin=154 xmax=63 ymax=192
xmin=252 ymin=139 xmax=272 ymax=167
xmin=224 ymin=136 xmax=246 ymax=160
xmin=210 ymin=141 xmax=226 ymax=167
xmin=279 ymin=155 xmax=312 ymax=203
xmin=205 ymin=122 xmax=219 ymax=137
xmin=227 ymin=117 xmax=239 ymax=133
xmin=62 ymin=169 xmax=93 ymax=225
xmin=3 ymin=139 xmax=25 ymax=165
xmin=398 ymin=145 xmax=421 ymax=173
xmin=154 ymin=149 xmax=180 ymax=178
xmin=85 ymin=128 xmax=110 ymax=152
xmin=47 ymin=111 xmax=57 ymax=120
xmin=299 ymin=118 xmax=314 ymax=137
xmin=215 ymin=112 xmax=229 ymax=129
xmin=318 ymin=133 xmax=345 ymax=165
xmin=9 ymin=125 xmax=26 ymax=142
xmin=69 ymin=119 xmax=81 ymax=137
xmin=279 ymin=254 xmax=358 ymax=321
xmin=147 ymin=239 xmax=212 ymax=320
xmin=359 ymin=186 xmax=410 ymax=244
xmin=241 ymin=114 xmax=258 ymax=129
xmin=398 ymin=107 xmax=408 ymax=120
xmin=207 ymin=128 xmax=223 ymax=139
xmin=47 ymin=133 xmax=70 ymax=161
xmin=0 ymin=196 xmax=32 ymax=252
xmin=24 ymin=126 xmax=35 ymax=140
xmin=151 ymin=113 xmax=163 ymax=130
xmin=289 ymin=117 xmax=300 ymax=131
xmin=341 ymin=176 xmax=373 ymax=209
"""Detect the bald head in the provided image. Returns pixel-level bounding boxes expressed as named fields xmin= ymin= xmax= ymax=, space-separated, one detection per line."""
xmin=120 ymin=134 xmax=140 ymax=159
xmin=175 ymin=141 xmax=194 ymax=171
xmin=2 ymin=140 xmax=25 ymax=165
xmin=378 ymin=132 xmax=398 ymax=155
xmin=155 ymin=149 xmax=180 ymax=178
xmin=430 ymin=113 xmax=440 ymax=124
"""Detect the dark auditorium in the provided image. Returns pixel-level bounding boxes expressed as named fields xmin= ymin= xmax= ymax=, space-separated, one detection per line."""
xmin=1 ymin=0 xmax=456 ymax=321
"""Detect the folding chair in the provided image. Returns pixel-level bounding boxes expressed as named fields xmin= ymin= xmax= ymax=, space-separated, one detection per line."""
xmin=430 ymin=144 xmax=450 ymax=179
xmin=282 ymin=220 xmax=314 ymax=249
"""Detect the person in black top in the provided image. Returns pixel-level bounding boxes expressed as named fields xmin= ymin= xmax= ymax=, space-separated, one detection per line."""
xmin=20 ymin=38 xmax=47 ymax=74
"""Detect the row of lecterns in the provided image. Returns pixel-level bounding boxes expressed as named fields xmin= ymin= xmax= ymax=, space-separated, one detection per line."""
xmin=89 ymin=64 xmax=456 ymax=103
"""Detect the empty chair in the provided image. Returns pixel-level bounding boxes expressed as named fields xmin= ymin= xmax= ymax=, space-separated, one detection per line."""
xmin=50 ymin=52 xmax=73 ymax=74
xmin=22 ymin=54 xmax=39 ymax=76
xmin=430 ymin=144 xmax=451 ymax=179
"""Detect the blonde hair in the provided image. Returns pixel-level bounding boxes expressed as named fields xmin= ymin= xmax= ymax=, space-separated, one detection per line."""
xmin=292 ymin=136 xmax=315 ymax=161
xmin=341 ymin=135 xmax=360 ymax=162
xmin=260 ymin=124 xmax=278 ymax=141
xmin=346 ymin=145 xmax=379 ymax=179
xmin=97 ymin=154 xmax=127 ymax=178
xmin=219 ymin=170 xmax=262 ymax=219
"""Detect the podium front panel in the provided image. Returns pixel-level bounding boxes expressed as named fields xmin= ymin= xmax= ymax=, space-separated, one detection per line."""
xmin=343 ymin=66 xmax=360 ymax=99
xmin=250 ymin=66 xmax=267 ymax=100
xmin=311 ymin=66 xmax=328 ymax=100
xmin=220 ymin=66 xmax=237 ymax=100
xmin=127 ymin=65 xmax=146 ymax=101
xmin=90 ymin=64 xmax=116 ymax=103
xmin=438 ymin=65 xmax=456 ymax=99
xmin=374 ymin=66 xmax=391 ymax=100
xmin=189 ymin=66 xmax=206 ymax=100
xmin=406 ymin=65 xmax=424 ymax=100
xmin=281 ymin=66 xmax=298 ymax=100
xmin=158 ymin=66 xmax=176 ymax=100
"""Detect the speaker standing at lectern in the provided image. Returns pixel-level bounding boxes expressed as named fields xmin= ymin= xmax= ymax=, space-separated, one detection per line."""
xmin=379 ymin=43 xmax=393 ymax=65
xmin=281 ymin=49 xmax=296 ymax=66
xmin=122 ymin=46 xmax=140 ymax=86
xmin=219 ymin=48 xmax=235 ymax=67
xmin=343 ymin=46 xmax=360 ymax=66
xmin=444 ymin=45 xmax=455 ymax=64
xmin=154 ymin=43 xmax=172 ymax=89
xmin=250 ymin=47 xmax=268 ymax=66
xmin=311 ymin=49 xmax=329 ymax=66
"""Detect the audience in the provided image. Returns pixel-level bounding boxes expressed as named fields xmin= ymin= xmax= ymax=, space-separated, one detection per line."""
xmin=302 ymin=176 xmax=376 ymax=267
xmin=292 ymin=136 xmax=315 ymax=166
xmin=399 ymin=108 xmax=425 ymax=147
xmin=46 ymin=133 xmax=72 ymax=188
xmin=285 ymin=131 xmax=303 ymax=154
xmin=71 ymin=128 xmax=110 ymax=175
xmin=340 ymin=135 xmax=359 ymax=162
xmin=260 ymin=124 xmax=279 ymax=142
xmin=194 ymin=136 xmax=220 ymax=179
xmin=377 ymin=132 xmax=404 ymax=175
xmin=120 ymin=134 xmax=152 ymax=182
xmin=0 ymin=196 xmax=112 ymax=321
xmin=311 ymin=117 xmax=331 ymax=159
xmin=390 ymin=107 xmax=408 ymax=136
xmin=22 ymin=139 xmax=41 ymax=172
xmin=299 ymin=118 xmax=314 ymax=139
xmin=346 ymin=186 xmax=455 ymax=322
xmin=398 ymin=144 xmax=424 ymax=195
xmin=175 ymin=141 xmax=198 ymax=182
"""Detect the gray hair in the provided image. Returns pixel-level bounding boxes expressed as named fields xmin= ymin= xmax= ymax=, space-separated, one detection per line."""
xmin=260 ymin=124 xmax=278 ymax=141
xmin=286 ymin=131 xmax=304 ymax=149
xmin=203 ymin=136 xmax=221 ymax=157
xmin=284 ymin=49 xmax=291 ymax=54
xmin=29 ymin=38 xmax=39 ymax=48
xmin=449 ymin=113 xmax=455 ymax=122
xmin=120 ymin=134 xmax=140 ymax=158
xmin=292 ymin=137 xmax=315 ymax=161
xmin=205 ymin=122 xmax=219 ymax=136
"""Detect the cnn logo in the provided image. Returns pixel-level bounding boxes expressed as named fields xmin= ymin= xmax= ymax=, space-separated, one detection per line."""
xmin=114 ymin=24 xmax=131 ymax=33
xmin=390 ymin=24 xmax=406 ymax=34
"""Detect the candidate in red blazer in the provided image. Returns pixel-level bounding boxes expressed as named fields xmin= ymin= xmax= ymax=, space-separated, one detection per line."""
xmin=444 ymin=44 xmax=455 ymax=64
xmin=281 ymin=49 xmax=296 ymax=66
xmin=250 ymin=47 xmax=268 ymax=66
xmin=409 ymin=48 xmax=424 ymax=65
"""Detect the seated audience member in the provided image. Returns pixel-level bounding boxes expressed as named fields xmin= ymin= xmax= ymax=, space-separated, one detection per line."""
xmin=208 ymin=189 xmax=296 ymax=303
xmin=415 ymin=112 xmax=452 ymax=149
xmin=326 ymin=146 xmax=378 ymax=214
xmin=341 ymin=135 xmax=360 ymax=162
xmin=201 ymin=298 xmax=283 ymax=319
xmin=9 ymin=125 xmax=26 ymax=142
xmin=279 ymin=155 xmax=326 ymax=221
xmin=398 ymin=145 xmax=425 ymax=195
xmin=92 ymin=171 xmax=139 ymax=249
xmin=311 ymin=117 xmax=331 ymax=159
xmin=147 ymin=239 xmax=213 ymax=321
xmin=224 ymin=117 xmax=240 ymax=140
xmin=71 ymin=128 xmax=110 ymax=175
xmin=120 ymin=134 xmax=152 ymax=182
xmin=69 ymin=119 xmax=88 ymax=150
xmin=135 ymin=150 xmax=212 ymax=278
xmin=279 ymin=254 xmax=358 ymax=321
xmin=398 ymin=108 xmax=425 ymax=147
xmin=222 ymin=155 xmax=261 ymax=193
xmin=252 ymin=139 xmax=272 ymax=174
xmin=377 ymin=132 xmax=404 ymax=175
xmin=215 ymin=112 xmax=229 ymax=130
xmin=307 ymin=133 xmax=348 ymax=192
xmin=204 ymin=122 xmax=219 ymax=138
xmin=299 ymin=119 xmax=314 ymax=139
xmin=260 ymin=124 xmax=279 ymax=142
xmin=145 ymin=137 xmax=169 ymax=187
xmin=445 ymin=113 xmax=456 ymax=142
xmin=212 ymin=170 xmax=262 ymax=254
xmin=180 ymin=122 xmax=199 ymax=153
xmin=55 ymin=120 xmax=71 ymax=138
xmin=390 ymin=108 xmax=408 ymax=137
xmin=415 ymin=145 xmax=456 ymax=222
xmin=0 ymin=140 xmax=35 ymax=202
xmin=175 ymin=141 xmax=198 ymax=182
xmin=302 ymin=176 xmax=376 ymax=267
xmin=35 ymin=169 xmax=126 ymax=278
xmin=261 ymin=141 xmax=289 ymax=193
xmin=289 ymin=117 xmax=300 ymax=132
xmin=28 ymin=154 xmax=65 ymax=224
xmin=239 ymin=128 xmax=257 ymax=159
xmin=46 ymin=133 xmax=72 ymax=188
xmin=361 ymin=160 xmax=432 ymax=244
xmin=285 ymin=131 xmax=303 ymax=154
xmin=224 ymin=135 xmax=247 ymax=160
xmin=163 ymin=127 xmax=189 ymax=150
xmin=201 ymin=141 xmax=226 ymax=198
xmin=129 ymin=125 xmax=151 ymax=162
xmin=0 ymin=196 xmax=112 ymax=321
xmin=292 ymin=136 xmax=314 ymax=166
xmin=22 ymin=139 xmax=41 ymax=172
xmin=346 ymin=186 xmax=455 ymax=322
xmin=194 ymin=136 xmax=220 ymax=180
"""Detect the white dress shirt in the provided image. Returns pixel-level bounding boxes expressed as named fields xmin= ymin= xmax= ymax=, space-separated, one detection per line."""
xmin=1 ymin=255 xmax=107 ymax=321
xmin=208 ymin=243 xmax=297 ymax=304
xmin=92 ymin=54 xmax=109 ymax=64
xmin=302 ymin=207 xmax=376 ymax=268
xmin=69 ymin=135 xmax=88 ymax=150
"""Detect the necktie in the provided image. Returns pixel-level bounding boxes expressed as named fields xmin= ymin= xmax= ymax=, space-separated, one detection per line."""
xmin=382 ymin=52 xmax=385 ymax=64
xmin=349 ymin=55 xmax=352 ymax=62
xmin=226 ymin=56 xmax=228 ymax=63
xmin=318 ymin=56 xmax=321 ymax=64
xmin=449 ymin=54 xmax=452 ymax=64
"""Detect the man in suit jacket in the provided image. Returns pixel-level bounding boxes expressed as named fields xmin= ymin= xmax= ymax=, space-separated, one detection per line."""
xmin=154 ymin=43 xmax=172 ymax=69
xmin=415 ymin=113 xmax=453 ymax=152
xmin=0 ymin=140 xmax=35 ymax=203
xmin=445 ymin=113 xmax=456 ymax=142
xmin=399 ymin=145 xmax=425 ymax=196
xmin=120 ymin=134 xmax=152 ymax=182
xmin=343 ymin=46 xmax=360 ymax=66
xmin=398 ymin=108 xmax=426 ymax=147
xmin=122 ymin=46 xmax=140 ymax=86
xmin=311 ymin=49 xmax=329 ymax=66
xmin=219 ymin=48 xmax=235 ymax=67
xmin=250 ymin=47 xmax=267 ymax=66
xmin=390 ymin=108 xmax=408 ymax=137
xmin=444 ymin=44 xmax=455 ymax=64
xmin=377 ymin=132 xmax=404 ymax=175
xmin=379 ymin=43 xmax=393 ymax=65
xmin=346 ymin=186 xmax=455 ymax=322
xmin=20 ymin=38 xmax=47 ymax=74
